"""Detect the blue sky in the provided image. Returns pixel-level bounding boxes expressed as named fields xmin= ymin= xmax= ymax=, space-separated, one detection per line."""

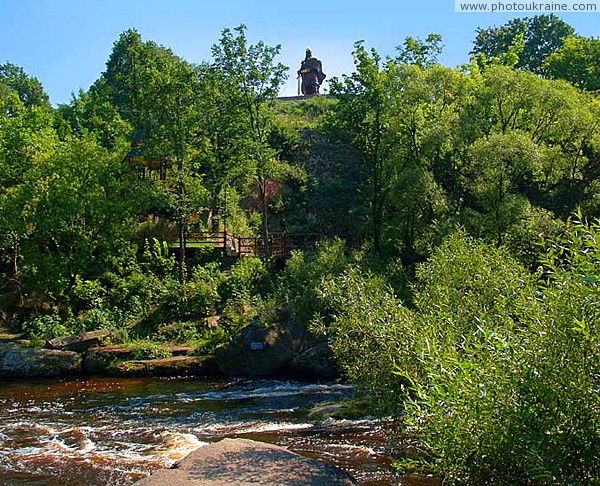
xmin=0 ymin=0 xmax=598 ymax=105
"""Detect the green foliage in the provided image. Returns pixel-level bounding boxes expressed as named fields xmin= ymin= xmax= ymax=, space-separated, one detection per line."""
xmin=275 ymin=238 xmax=348 ymax=322
xmin=129 ymin=339 xmax=173 ymax=360
xmin=21 ymin=313 xmax=74 ymax=341
xmin=472 ymin=14 xmax=575 ymax=74
xmin=315 ymin=266 xmax=416 ymax=414
xmin=407 ymin=218 xmax=599 ymax=483
xmin=544 ymin=35 xmax=600 ymax=91
xmin=183 ymin=263 xmax=223 ymax=317
xmin=395 ymin=34 xmax=443 ymax=68
xmin=320 ymin=224 xmax=598 ymax=482
xmin=0 ymin=62 xmax=51 ymax=109
xmin=220 ymin=257 xmax=268 ymax=300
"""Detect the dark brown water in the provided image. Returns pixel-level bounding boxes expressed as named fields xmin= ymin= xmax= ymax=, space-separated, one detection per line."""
xmin=0 ymin=377 xmax=407 ymax=485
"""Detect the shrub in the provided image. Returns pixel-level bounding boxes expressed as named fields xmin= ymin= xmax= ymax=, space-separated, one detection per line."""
xmin=129 ymin=339 xmax=173 ymax=360
xmin=399 ymin=220 xmax=599 ymax=484
xmin=21 ymin=312 xmax=75 ymax=341
xmin=219 ymin=257 xmax=268 ymax=301
xmin=315 ymin=266 xmax=417 ymax=414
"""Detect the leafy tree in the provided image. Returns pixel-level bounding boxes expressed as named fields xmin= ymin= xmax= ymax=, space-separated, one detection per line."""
xmin=2 ymin=137 xmax=147 ymax=306
xmin=327 ymin=41 xmax=402 ymax=254
xmin=395 ymin=34 xmax=443 ymax=68
xmin=56 ymin=89 xmax=131 ymax=151
xmin=472 ymin=14 xmax=575 ymax=74
xmin=195 ymin=63 xmax=254 ymax=231
xmin=211 ymin=25 xmax=289 ymax=250
xmin=95 ymin=29 xmax=150 ymax=129
xmin=143 ymin=49 xmax=207 ymax=283
xmin=544 ymin=35 xmax=600 ymax=92
xmin=0 ymin=62 xmax=50 ymax=110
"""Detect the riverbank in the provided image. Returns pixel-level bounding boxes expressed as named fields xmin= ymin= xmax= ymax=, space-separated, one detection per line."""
xmin=0 ymin=324 xmax=338 ymax=380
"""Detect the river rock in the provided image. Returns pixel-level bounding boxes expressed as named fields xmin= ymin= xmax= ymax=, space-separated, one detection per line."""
xmin=215 ymin=317 xmax=337 ymax=379
xmin=135 ymin=438 xmax=358 ymax=485
xmin=46 ymin=329 xmax=110 ymax=352
xmin=288 ymin=343 xmax=338 ymax=379
xmin=108 ymin=355 xmax=220 ymax=377
xmin=215 ymin=322 xmax=294 ymax=377
xmin=83 ymin=345 xmax=135 ymax=374
xmin=0 ymin=342 xmax=81 ymax=377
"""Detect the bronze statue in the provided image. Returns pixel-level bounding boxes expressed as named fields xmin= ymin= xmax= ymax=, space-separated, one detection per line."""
xmin=297 ymin=48 xmax=325 ymax=96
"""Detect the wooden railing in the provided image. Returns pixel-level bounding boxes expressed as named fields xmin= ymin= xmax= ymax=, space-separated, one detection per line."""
xmin=137 ymin=230 xmax=321 ymax=258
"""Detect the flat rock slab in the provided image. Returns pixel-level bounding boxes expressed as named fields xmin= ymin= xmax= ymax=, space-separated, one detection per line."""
xmin=83 ymin=345 xmax=135 ymax=373
xmin=46 ymin=329 xmax=110 ymax=352
xmin=0 ymin=343 xmax=81 ymax=377
xmin=135 ymin=438 xmax=358 ymax=486
xmin=109 ymin=355 xmax=219 ymax=377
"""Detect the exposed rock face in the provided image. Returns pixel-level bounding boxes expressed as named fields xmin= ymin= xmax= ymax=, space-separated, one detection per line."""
xmin=135 ymin=438 xmax=358 ymax=485
xmin=46 ymin=329 xmax=110 ymax=352
xmin=215 ymin=316 xmax=338 ymax=379
xmin=108 ymin=355 xmax=219 ymax=377
xmin=0 ymin=342 xmax=81 ymax=377
xmin=289 ymin=343 xmax=338 ymax=379
xmin=83 ymin=345 xmax=135 ymax=374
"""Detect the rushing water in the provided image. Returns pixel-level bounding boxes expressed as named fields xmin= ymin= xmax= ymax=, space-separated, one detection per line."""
xmin=0 ymin=377 xmax=406 ymax=485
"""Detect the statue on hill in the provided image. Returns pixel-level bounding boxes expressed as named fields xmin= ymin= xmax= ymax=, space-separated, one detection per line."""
xmin=297 ymin=48 xmax=326 ymax=96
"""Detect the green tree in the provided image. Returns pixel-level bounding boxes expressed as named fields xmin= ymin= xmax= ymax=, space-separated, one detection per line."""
xmin=327 ymin=41 xmax=402 ymax=254
xmin=211 ymin=25 xmax=289 ymax=251
xmin=0 ymin=62 xmax=50 ymax=110
xmin=472 ymin=14 xmax=575 ymax=74
xmin=2 ymin=137 xmax=146 ymax=306
xmin=195 ymin=63 xmax=254 ymax=231
xmin=143 ymin=50 xmax=206 ymax=283
xmin=395 ymin=34 xmax=443 ymax=68
xmin=56 ymin=88 xmax=131 ymax=151
xmin=544 ymin=35 xmax=600 ymax=92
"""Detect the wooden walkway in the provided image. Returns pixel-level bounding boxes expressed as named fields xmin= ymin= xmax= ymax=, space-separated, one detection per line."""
xmin=139 ymin=230 xmax=321 ymax=258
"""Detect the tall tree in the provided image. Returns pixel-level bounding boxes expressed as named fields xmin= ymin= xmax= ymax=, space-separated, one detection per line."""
xmin=144 ymin=50 xmax=205 ymax=283
xmin=210 ymin=25 xmax=288 ymax=252
xmin=472 ymin=14 xmax=575 ymax=74
xmin=0 ymin=62 xmax=50 ymax=109
xmin=544 ymin=35 xmax=600 ymax=92
xmin=328 ymin=42 xmax=410 ymax=254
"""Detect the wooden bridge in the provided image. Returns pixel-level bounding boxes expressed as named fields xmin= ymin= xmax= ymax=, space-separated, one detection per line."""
xmin=139 ymin=230 xmax=321 ymax=259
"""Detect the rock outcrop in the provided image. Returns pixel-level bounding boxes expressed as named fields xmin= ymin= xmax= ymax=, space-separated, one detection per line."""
xmin=135 ymin=438 xmax=358 ymax=485
xmin=214 ymin=317 xmax=337 ymax=379
xmin=46 ymin=329 xmax=110 ymax=352
xmin=83 ymin=345 xmax=135 ymax=374
xmin=108 ymin=355 xmax=219 ymax=377
xmin=0 ymin=342 xmax=81 ymax=377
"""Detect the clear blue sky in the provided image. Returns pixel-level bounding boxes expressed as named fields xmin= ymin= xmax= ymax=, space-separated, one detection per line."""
xmin=0 ymin=0 xmax=598 ymax=105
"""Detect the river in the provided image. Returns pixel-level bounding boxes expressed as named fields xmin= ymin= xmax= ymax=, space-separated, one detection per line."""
xmin=0 ymin=377 xmax=406 ymax=485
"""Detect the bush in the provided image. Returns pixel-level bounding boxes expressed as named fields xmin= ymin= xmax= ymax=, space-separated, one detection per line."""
xmin=219 ymin=257 xmax=268 ymax=301
xmin=276 ymin=238 xmax=348 ymax=321
xmin=399 ymin=221 xmax=599 ymax=484
xmin=129 ymin=339 xmax=173 ymax=360
xmin=315 ymin=266 xmax=416 ymax=414
xmin=21 ymin=312 xmax=76 ymax=341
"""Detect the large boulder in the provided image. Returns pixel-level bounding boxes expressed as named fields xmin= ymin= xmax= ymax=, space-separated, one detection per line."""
xmin=288 ymin=343 xmax=338 ymax=379
xmin=135 ymin=438 xmax=358 ymax=485
xmin=0 ymin=342 xmax=81 ymax=377
xmin=46 ymin=329 xmax=110 ymax=352
xmin=215 ymin=322 xmax=294 ymax=377
xmin=215 ymin=317 xmax=338 ymax=379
